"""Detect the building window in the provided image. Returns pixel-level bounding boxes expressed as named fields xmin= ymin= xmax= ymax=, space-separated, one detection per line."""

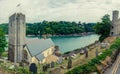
xmin=111 ymin=32 xmax=114 ymax=35
xmin=112 ymin=26 xmax=114 ymax=29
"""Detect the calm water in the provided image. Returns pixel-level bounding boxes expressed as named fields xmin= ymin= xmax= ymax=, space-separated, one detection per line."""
xmin=51 ymin=34 xmax=99 ymax=53
xmin=6 ymin=34 xmax=99 ymax=53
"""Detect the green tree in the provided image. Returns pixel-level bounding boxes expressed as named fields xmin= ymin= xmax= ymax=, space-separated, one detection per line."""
xmin=94 ymin=14 xmax=111 ymax=42
xmin=0 ymin=21 xmax=96 ymax=36
xmin=0 ymin=23 xmax=8 ymax=34
xmin=0 ymin=28 xmax=7 ymax=57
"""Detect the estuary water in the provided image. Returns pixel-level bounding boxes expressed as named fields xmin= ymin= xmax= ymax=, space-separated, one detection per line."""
xmin=6 ymin=34 xmax=99 ymax=53
xmin=51 ymin=34 xmax=99 ymax=53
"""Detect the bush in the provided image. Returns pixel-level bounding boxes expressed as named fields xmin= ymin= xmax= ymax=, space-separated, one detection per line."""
xmin=110 ymin=38 xmax=120 ymax=50
xmin=90 ymin=58 xmax=101 ymax=65
xmin=1 ymin=52 xmax=8 ymax=57
xmin=16 ymin=67 xmax=29 ymax=74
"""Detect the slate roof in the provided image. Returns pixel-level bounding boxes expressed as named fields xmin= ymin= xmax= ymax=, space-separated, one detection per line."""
xmin=36 ymin=54 xmax=45 ymax=61
xmin=26 ymin=38 xmax=55 ymax=60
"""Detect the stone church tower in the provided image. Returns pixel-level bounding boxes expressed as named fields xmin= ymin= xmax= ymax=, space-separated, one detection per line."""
xmin=8 ymin=13 xmax=26 ymax=63
xmin=110 ymin=10 xmax=120 ymax=36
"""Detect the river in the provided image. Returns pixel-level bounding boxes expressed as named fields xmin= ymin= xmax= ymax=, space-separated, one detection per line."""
xmin=51 ymin=34 xmax=99 ymax=53
xmin=6 ymin=34 xmax=99 ymax=53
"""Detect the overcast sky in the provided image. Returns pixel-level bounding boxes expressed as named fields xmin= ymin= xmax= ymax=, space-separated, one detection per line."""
xmin=0 ymin=0 xmax=120 ymax=24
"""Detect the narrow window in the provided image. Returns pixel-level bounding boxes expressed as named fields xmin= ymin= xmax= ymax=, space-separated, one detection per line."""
xmin=111 ymin=32 xmax=114 ymax=35
xmin=112 ymin=26 xmax=114 ymax=29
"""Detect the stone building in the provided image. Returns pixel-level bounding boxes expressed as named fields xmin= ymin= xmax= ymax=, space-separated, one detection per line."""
xmin=8 ymin=13 xmax=58 ymax=64
xmin=110 ymin=10 xmax=120 ymax=36
xmin=8 ymin=13 xmax=26 ymax=62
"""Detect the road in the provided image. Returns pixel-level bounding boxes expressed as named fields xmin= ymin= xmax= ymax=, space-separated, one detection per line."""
xmin=104 ymin=53 xmax=120 ymax=74
xmin=116 ymin=60 xmax=120 ymax=74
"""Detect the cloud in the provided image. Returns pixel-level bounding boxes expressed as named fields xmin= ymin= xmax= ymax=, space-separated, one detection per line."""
xmin=48 ymin=0 xmax=77 ymax=8
xmin=0 ymin=0 xmax=119 ymax=23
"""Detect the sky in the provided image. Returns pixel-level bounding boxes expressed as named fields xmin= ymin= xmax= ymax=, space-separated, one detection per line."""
xmin=0 ymin=0 xmax=120 ymax=24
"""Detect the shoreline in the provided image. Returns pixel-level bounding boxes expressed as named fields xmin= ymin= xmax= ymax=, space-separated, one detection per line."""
xmin=26 ymin=32 xmax=95 ymax=37
xmin=62 ymin=40 xmax=99 ymax=57
xmin=5 ymin=32 xmax=95 ymax=37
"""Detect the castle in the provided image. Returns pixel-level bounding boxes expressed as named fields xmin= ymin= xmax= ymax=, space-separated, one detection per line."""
xmin=8 ymin=13 xmax=58 ymax=64
xmin=110 ymin=10 xmax=120 ymax=36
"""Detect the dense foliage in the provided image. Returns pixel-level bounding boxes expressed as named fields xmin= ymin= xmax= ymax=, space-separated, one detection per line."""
xmin=66 ymin=38 xmax=120 ymax=74
xmin=0 ymin=21 xmax=96 ymax=35
xmin=0 ymin=23 xmax=8 ymax=34
xmin=0 ymin=28 xmax=7 ymax=57
xmin=94 ymin=14 xmax=111 ymax=42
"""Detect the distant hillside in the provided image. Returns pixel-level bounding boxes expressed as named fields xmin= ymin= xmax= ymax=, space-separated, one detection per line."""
xmin=0 ymin=21 xmax=96 ymax=36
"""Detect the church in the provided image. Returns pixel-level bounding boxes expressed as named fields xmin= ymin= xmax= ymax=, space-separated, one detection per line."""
xmin=8 ymin=13 xmax=59 ymax=65
xmin=110 ymin=10 xmax=120 ymax=36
